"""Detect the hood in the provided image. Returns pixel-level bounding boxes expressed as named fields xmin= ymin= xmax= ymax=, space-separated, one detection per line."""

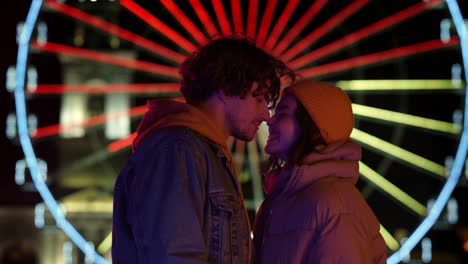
xmin=264 ymin=140 xmax=361 ymax=195
xmin=133 ymin=99 xmax=230 ymax=157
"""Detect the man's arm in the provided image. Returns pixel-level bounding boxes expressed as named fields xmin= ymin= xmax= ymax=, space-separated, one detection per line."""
xmin=129 ymin=134 xmax=210 ymax=263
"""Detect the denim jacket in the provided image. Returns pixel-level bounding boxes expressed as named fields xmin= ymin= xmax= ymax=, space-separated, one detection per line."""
xmin=112 ymin=126 xmax=251 ymax=263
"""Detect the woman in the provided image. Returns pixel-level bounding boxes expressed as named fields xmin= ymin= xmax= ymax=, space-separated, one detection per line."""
xmin=253 ymin=80 xmax=387 ymax=263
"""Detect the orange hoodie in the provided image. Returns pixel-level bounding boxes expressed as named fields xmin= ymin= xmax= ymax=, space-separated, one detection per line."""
xmin=133 ymin=99 xmax=232 ymax=164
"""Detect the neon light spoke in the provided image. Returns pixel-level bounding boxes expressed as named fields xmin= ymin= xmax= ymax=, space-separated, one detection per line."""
xmin=280 ymin=0 xmax=369 ymax=61
xmin=272 ymin=0 xmax=327 ymax=56
xmin=108 ymin=132 xmax=137 ymax=152
xmin=188 ymin=0 xmax=219 ymax=37
xmin=264 ymin=0 xmax=300 ymax=50
xmin=161 ymin=0 xmax=209 ymax=45
xmin=233 ymin=140 xmax=246 ymax=174
xmin=119 ymin=0 xmax=197 ymax=53
xmin=359 ymin=162 xmax=427 ymax=217
xmin=351 ymin=129 xmax=447 ymax=179
xmin=289 ymin=0 xmax=444 ymax=69
xmin=231 ymin=0 xmax=244 ymax=34
xmin=97 ymin=232 xmax=112 ymax=254
xmin=337 ymin=79 xmax=464 ymax=91
xmin=62 ymin=195 xmax=112 ymax=213
xmin=299 ymin=38 xmax=459 ymax=78
xmin=33 ymin=105 xmax=147 ymax=139
xmin=257 ymin=123 xmax=268 ymax=153
xmin=28 ymin=83 xmax=180 ymax=94
xmin=30 ymin=40 xmax=180 ymax=79
xmin=44 ymin=0 xmax=185 ymax=63
xmin=246 ymin=0 xmax=259 ymax=38
xmin=352 ymin=104 xmax=462 ymax=135
xmin=57 ymin=149 xmax=115 ymax=178
xmin=211 ymin=0 xmax=232 ymax=36
xmin=247 ymin=141 xmax=264 ymax=210
xmin=380 ymin=225 xmax=400 ymax=251
xmin=256 ymin=0 xmax=278 ymax=46
xmin=211 ymin=0 xmax=232 ymax=35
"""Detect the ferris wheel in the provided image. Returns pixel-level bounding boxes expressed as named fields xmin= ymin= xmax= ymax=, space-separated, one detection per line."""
xmin=12 ymin=0 xmax=468 ymax=263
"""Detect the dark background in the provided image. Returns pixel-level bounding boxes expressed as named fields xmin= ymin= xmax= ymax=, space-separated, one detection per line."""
xmin=1 ymin=1 xmax=468 ymax=263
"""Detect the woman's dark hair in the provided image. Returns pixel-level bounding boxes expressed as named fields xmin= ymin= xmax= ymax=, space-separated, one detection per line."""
xmin=179 ymin=36 xmax=296 ymax=108
xmin=260 ymin=98 xmax=326 ymax=175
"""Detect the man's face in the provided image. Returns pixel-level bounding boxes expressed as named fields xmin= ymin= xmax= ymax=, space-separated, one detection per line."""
xmin=225 ymin=83 xmax=271 ymax=141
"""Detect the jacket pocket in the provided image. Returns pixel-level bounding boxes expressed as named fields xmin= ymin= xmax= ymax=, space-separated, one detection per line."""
xmin=208 ymin=192 xmax=242 ymax=264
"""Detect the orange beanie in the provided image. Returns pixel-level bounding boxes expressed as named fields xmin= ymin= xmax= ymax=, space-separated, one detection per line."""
xmin=283 ymin=80 xmax=354 ymax=144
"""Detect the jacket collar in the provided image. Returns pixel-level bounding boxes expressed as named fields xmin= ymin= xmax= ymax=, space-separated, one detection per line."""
xmin=266 ymin=140 xmax=361 ymax=196
xmin=133 ymin=99 xmax=231 ymax=160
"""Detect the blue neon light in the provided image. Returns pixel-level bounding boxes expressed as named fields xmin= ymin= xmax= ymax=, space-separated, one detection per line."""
xmin=16 ymin=1 xmax=467 ymax=263
xmin=14 ymin=0 xmax=108 ymax=263
xmin=388 ymin=0 xmax=468 ymax=263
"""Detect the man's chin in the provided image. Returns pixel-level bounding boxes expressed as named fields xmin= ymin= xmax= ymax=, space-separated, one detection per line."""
xmin=233 ymin=132 xmax=256 ymax=142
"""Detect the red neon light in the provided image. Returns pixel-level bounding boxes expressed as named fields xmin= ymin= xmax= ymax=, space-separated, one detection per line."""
xmin=33 ymin=105 xmax=148 ymax=139
xmin=30 ymin=40 xmax=180 ymax=79
xmin=108 ymin=132 xmax=137 ymax=152
xmin=298 ymin=38 xmax=460 ymax=78
xmin=256 ymin=0 xmax=278 ymax=46
xmin=161 ymin=0 xmax=209 ymax=45
xmin=44 ymin=0 xmax=185 ymax=63
xmin=231 ymin=0 xmax=244 ymax=33
xmin=33 ymin=96 xmax=185 ymax=140
xmin=28 ymin=83 xmax=180 ymax=94
xmin=188 ymin=0 xmax=219 ymax=37
xmin=246 ymin=0 xmax=259 ymax=38
xmin=264 ymin=0 xmax=300 ymax=50
xmin=120 ymin=0 xmax=197 ymax=53
xmin=272 ymin=0 xmax=327 ymax=56
xmin=281 ymin=0 xmax=369 ymax=61
xmin=107 ymin=97 xmax=186 ymax=152
xmin=211 ymin=0 xmax=232 ymax=35
xmin=289 ymin=0 xmax=444 ymax=69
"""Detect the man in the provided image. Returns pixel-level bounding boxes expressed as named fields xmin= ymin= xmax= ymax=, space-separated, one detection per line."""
xmin=112 ymin=36 xmax=295 ymax=263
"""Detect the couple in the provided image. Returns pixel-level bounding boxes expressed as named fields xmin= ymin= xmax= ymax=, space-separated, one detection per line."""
xmin=112 ymin=37 xmax=387 ymax=263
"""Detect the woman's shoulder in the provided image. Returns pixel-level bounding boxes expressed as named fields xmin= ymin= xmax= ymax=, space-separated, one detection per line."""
xmin=295 ymin=177 xmax=359 ymax=215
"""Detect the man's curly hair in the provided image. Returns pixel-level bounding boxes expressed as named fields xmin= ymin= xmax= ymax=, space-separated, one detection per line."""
xmin=180 ymin=36 xmax=296 ymax=108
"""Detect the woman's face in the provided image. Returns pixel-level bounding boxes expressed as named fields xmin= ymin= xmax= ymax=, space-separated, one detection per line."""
xmin=264 ymin=94 xmax=301 ymax=160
